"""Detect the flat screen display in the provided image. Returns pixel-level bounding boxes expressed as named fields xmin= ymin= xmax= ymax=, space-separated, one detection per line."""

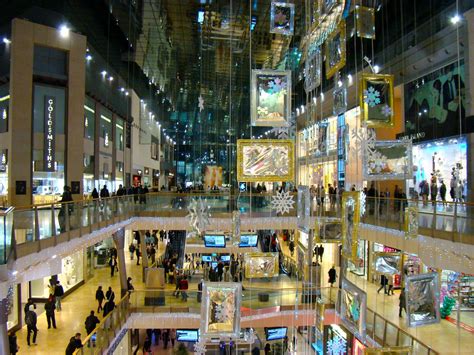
xmin=204 ymin=234 xmax=226 ymax=248
xmin=220 ymin=255 xmax=230 ymax=262
xmin=176 ymin=329 xmax=199 ymax=342
xmin=266 ymin=327 xmax=287 ymax=341
xmin=239 ymin=234 xmax=258 ymax=247
xmin=202 ymin=255 xmax=212 ymax=262
xmin=211 ymin=261 xmax=218 ymax=270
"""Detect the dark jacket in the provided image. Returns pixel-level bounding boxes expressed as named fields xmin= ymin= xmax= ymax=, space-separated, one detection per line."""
xmin=25 ymin=310 xmax=37 ymax=327
xmin=85 ymin=314 xmax=100 ymax=333
xmin=54 ymin=285 xmax=64 ymax=297
xmin=103 ymin=300 xmax=115 ymax=317
xmin=96 ymin=289 xmax=105 ymax=301
xmin=44 ymin=300 xmax=55 ymax=316
xmin=65 ymin=337 xmax=83 ymax=355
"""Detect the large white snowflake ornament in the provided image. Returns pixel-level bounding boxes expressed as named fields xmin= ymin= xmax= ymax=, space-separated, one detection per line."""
xmin=194 ymin=340 xmax=207 ymax=354
xmin=363 ymin=86 xmax=381 ymax=107
xmin=198 ymin=95 xmax=205 ymax=112
xmin=360 ymin=192 xmax=366 ymax=217
xmin=327 ymin=336 xmax=347 ymax=355
xmin=187 ymin=198 xmax=210 ymax=235
xmin=214 ymin=304 xmax=228 ymax=323
xmin=271 ymin=190 xmax=295 ymax=215
xmin=381 ymin=104 xmax=393 ymax=117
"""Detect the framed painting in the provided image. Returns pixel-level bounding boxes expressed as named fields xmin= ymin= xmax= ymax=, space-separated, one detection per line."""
xmin=333 ymin=85 xmax=347 ymax=115
xmin=360 ymin=73 xmax=394 ymax=127
xmin=404 ymin=206 xmax=419 ymax=238
xmin=270 ymin=2 xmax=295 ymax=35
xmin=244 ymin=252 xmax=279 ymax=278
xmin=373 ymin=252 xmax=402 ymax=276
xmin=405 ymin=273 xmax=440 ymax=327
xmin=341 ymin=191 xmax=360 ymax=261
xmin=340 ymin=277 xmax=367 ymax=339
xmin=321 ymin=0 xmax=341 ymax=16
xmin=356 ymin=6 xmax=376 ymax=39
xmin=304 ymin=46 xmax=322 ymax=92
xmin=364 ymin=347 xmax=412 ymax=355
xmin=237 ymin=139 xmax=294 ymax=182
xmin=315 ymin=219 xmax=342 ymax=243
xmin=251 ymin=70 xmax=291 ymax=127
xmin=200 ymin=282 xmax=242 ymax=339
xmin=363 ymin=140 xmax=413 ymax=181
xmin=297 ymin=185 xmax=311 ymax=232
xmin=325 ymin=20 xmax=346 ymax=79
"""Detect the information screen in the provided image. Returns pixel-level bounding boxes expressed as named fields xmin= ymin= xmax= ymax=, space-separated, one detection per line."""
xmin=266 ymin=327 xmax=287 ymax=341
xmin=176 ymin=329 xmax=199 ymax=342
xmin=239 ymin=234 xmax=258 ymax=247
xmin=220 ymin=255 xmax=231 ymax=262
xmin=202 ymin=255 xmax=212 ymax=262
xmin=204 ymin=234 xmax=226 ymax=248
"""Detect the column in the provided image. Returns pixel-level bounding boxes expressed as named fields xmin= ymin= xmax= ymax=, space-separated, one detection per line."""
xmin=0 ymin=298 xmax=8 ymax=355
xmin=112 ymin=229 xmax=128 ymax=296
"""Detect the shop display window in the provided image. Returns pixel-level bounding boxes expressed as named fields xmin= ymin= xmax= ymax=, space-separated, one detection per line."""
xmin=84 ymin=97 xmax=95 ymax=140
xmin=116 ymin=118 xmax=124 ymax=151
xmin=100 ymin=108 xmax=113 ymax=148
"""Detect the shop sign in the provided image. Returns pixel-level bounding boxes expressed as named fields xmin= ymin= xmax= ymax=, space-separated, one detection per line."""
xmin=44 ymin=96 xmax=56 ymax=172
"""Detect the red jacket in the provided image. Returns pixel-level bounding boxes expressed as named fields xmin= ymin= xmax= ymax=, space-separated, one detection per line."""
xmin=179 ymin=279 xmax=188 ymax=290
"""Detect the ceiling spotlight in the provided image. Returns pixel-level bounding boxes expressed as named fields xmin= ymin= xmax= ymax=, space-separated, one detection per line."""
xmin=373 ymin=65 xmax=380 ymax=73
xmin=59 ymin=25 xmax=70 ymax=38
xmin=108 ymin=76 xmax=114 ymax=81
xmin=125 ymin=91 xmax=129 ymax=96
xmin=85 ymin=54 xmax=92 ymax=61
xmin=3 ymin=37 xmax=11 ymax=44
xmin=120 ymin=87 xmax=125 ymax=92
xmin=451 ymin=14 xmax=461 ymax=25
xmin=101 ymin=70 xmax=107 ymax=77
xmin=337 ymin=80 xmax=343 ymax=87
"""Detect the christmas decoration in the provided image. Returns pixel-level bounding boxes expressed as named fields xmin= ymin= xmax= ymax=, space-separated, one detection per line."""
xmin=327 ymin=336 xmax=347 ymax=355
xmin=194 ymin=340 xmax=207 ymax=354
xmin=381 ymin=104 xmax=393 ymax=117
xmin=198 ymin=95 xmax=205 ymax=112
xmin=271 ymin=190 xmax=295 ymax=215
xmin=440 ymin=295 xmax=456 ymax=319
xmin=363 ymin=86 xmax=381 ymax=107
xmin=187 ymin=198 xmax=211 ymax=235
xmin=360 ymin=192 xmax=366 ymax=217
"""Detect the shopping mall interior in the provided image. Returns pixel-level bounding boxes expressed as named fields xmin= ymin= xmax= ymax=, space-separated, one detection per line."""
xmin=0 ymin=0 xmax=473 ymax=354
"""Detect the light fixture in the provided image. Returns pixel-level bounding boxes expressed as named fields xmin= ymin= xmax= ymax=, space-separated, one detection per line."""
xmin=108 ymin=76 xmax=114 ymax=81
xmin=125 ymin=91 xmax=129 ymax=96
xmin=120 ymin=87 xmax=125 ymax=92
xmin=85 ymin=54 xmax=92 ymax=61
xmin=301 ymin=105 xmax=305 ymax=114
xmin=373 ymin=65 xmax=380 ymax=73
xmin=347 ymin=74 xmax=353 ymax=85
xmin=451 ymin=14 xmax=461 ymax=25
xmin=2 ymin=37 xmax=11 ymax=44
xmin=59 ymin=25 xmax=70 ymax=38
xmin=321 ymin=92 xmax=325 ymax=101
xmin=337 ymin=80 xmax=343 ymax=87
xmin=101 ymin=70 xmax=107 ymax=77
xmin=313 ymin=97 xmax=317 ymax=104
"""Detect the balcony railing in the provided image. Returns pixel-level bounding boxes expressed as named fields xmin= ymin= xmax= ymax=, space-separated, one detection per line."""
xmin=2 ymin=192 xmax=473 ymax=264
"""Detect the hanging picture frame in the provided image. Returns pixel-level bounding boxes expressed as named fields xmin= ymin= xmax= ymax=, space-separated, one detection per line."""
xmin=364 ymin=347 xmax=413 ymax=355
xmin=315 ymin=219 xmax=342 ymax=243
xmin=356 ymin=6 xmax=376 ymax=39
xmin=363 ymin=140 xmax=413 ymax=181
xmin=340 ymin=277 xmax=367 ymax=339
xmin=270 ymin=2 xmax=295 ymax=35
xmin=405 ymin=273 xmax=440 ymax=328
xmin=341 ymin=191 xmax=360 ymax=261
xmin=244 ymin=252 xmax=279 ymax=278
xmin=373 ymin=252 xmax=402 ymax=276
xmin=325 ymin=20 xmax=346 ymax=79
xmin=333 ymin=84 xmax=347 ymax=115
xmin=200 ymin=282 xmax=242 ymax=339
xmin=237 ymin=139 xmax=294 ymax=182
xmin=251 ymin=70 xmax=292 ymax=127
xmin=404 ymin=206 xmax=419 ymax=238
xmin=297 ymin=185 xmax=311 ymax=232
xmin=304 ymin=47 xmax=322 ymax=92
xmin=360 ymin=73 xmax=395 ymax=127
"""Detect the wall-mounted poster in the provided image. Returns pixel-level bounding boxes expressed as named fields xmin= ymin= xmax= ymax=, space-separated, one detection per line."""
xmin=341 ymin=192 xmax=360 ymax=261
xmin=404 ymin=207 xmax=419 ymax=238
xmin=297 ymin=185 xmax=311 ymax=232
xmin=360 ymin=73 xmax=394 ymax=127
xmin=251 ymin=70 xmax=291 ymax=127
xmin=244 ymin=252 xmax=279 ymax=278
xmin=364 ymin=347 xmax=412 ymax=355
xmin=363 ymin=140 xmax=413 ymax=181
xmin=374 ymin=253 xmax=401 ymax=275
xmin=200 ymin=282 xmax=242 ymax=339
xmin=356 ymin=6 xmax=375 ymax=39
xmin=404 ymin=61 xmax=468 ymax=142
xmin=325 ymin=21 xmax=346 ymax=79
xmin=204 ymin=166 xmax=223 ymax=188
xmin=315 ymin=220 xmax=342 ymax=243
xmin=270 ymin=2 xmax=295 ymax=35
xmin=304 ymin=47 xmax=322 ymax=93
xmin=340 ymin=277 xmax=367 ymax=339
xmin=237 ymin=139 xmax=294 ymax=182
xmin=405 ymin=273 xmax=440 ymax=327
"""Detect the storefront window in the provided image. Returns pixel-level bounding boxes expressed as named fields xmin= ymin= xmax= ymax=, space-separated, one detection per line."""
xmin=100 ymin=108 xmax=112 ymax=148
xmin=116 ymin=118 xmax=124 ymax=151
xmin=32 ymin=84 xmax=66 ymax=204
xmin=84 ymin=97 xmax=95 ymax=140
xmin=0 ymin=87 xmax=9 ymax=133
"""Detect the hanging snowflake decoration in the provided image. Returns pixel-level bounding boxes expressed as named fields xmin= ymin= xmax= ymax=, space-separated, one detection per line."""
xmin=327 ymin=336 xmax=347 ymax=355
xmin=363 ymin=86 xmax=381 ymax=107
xmin=198 ymin=95 xmax=205 ymax=112
xmin=271 ymin=190 xmax=295 ymax=215
xmin=380 ymin=104 xmax=392 ymax=117
xmin=245 ymin=328 xmax=257 ymax=343
xmin=214 ymin=304 xmax=228 ymax=323
xmin=360 ymin=192 xmax=366 ymax=217
xmin=194 ymin=340 xmax=207 ymax=355
xmin=187 ymin=198 xmax=210 ymax=235
xmin=268 ymin=114 xmax=295 ymax=139
xmin=351 ymin=123 xmax=376 ymax=161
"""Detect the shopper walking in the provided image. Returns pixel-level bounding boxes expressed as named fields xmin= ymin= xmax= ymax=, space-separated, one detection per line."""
xmin=399 ymin=289 xmax=406 ymax=317
xmin=377 ymin=274 xmax=388 ymax=294
xmin=170 ymin=329 xmax=176 ymax=347
xmin=44 ymin=295 xmax=57 ymax=329
xmin=103 ymin=298 xmax=115 ymax=317
xmin=8 ymin=330 xmax=19 ymax=354
xmin=162 ymin=329 xmax=170 ymax=349
xmin=328 ymin=266 xmax=337 ymax=287
xmin=109 ymin=255 xmax=118 ymax=277
xmin=96 ymin=286 xmax=105 ymax=312
xmin=127 ymin=277 xmax=134 ymax=291
xmin=65 ymin=333 xmax=83 ymax=355
xmin=105 ymin=286 xmax=115 ymax=301
xmin=129 ymin=243 xmax=135 ymax=260
xmin=85 ymin=311 xmax=100 ymax=335
xmin=54 ymin=280 xmax=64 ymax=311
xmin=387 ymin=275 xmax=394 ymax=295
xmin=179 ymin=275 xmax=188 ymax=301
xmin=91 ymin=188 xmax=99 ymax=199
xmin=25 ymin=308 xmax=38 ymax=346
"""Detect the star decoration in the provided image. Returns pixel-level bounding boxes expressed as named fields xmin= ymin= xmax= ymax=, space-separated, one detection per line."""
xmin=187 ymin=198 xmax=210 ymax=235
xmin=271 ymin=190 xmax=295 ymax=215
xmin=198 ymin=95 xmax=205 ymax=112
xmin=363 ymin=86 xmax=381 ymax=107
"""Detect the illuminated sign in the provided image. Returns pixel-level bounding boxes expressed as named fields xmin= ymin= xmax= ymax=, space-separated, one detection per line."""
xmin=44 ymin=96 xmax=56 ymax=171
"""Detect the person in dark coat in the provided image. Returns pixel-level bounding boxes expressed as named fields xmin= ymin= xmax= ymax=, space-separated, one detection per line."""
xmin=25 ymin=309 xmax=38 ymax=346
xmin=377 ymin=274 xmax=388 ymax=294
xmin=54 ymin=280 xmax=64 ymax=311
xmin=328 ymin=266 xmax=337 ymax=287
xmin=85 ymin=311 xmax=100 ymax=335
xmin=96 ymin=286 xmax=105 ymax=312
xmin=100 ymin=185 xmax=110 ymax=198
xmin=127 ymin=277 xmax=134 ymax=291
xmin=65 ymin=333 xmax=83 ymax=355
xmin=103 ymin=299 xmax=115 ymax=317
xmin=399 ymin=289 xmax=407 ymax=317
xmin=44 ymin=296 xmax=57 ymax=329
xmin=162 ymin=329 xmax=170 ymax=349
xmin=58 ymin=186 xmax=73 ymax=232
xmin=105 ymin=287 xmax=115 ymax=301
xmin=91 ymin=188 xmax=99 ymax=199
xmin=8 ymin=330 xmax=19 ymax=354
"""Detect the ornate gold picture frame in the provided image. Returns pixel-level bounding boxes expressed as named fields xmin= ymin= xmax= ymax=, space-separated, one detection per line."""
xmin=356 ymin=6 xmax=375 ymax=39
xmin=341 ymin=191 xmax=360 ymax=261
xmin=364 ymin=347 xmax=412 ymax=355
xmin=404 ymin=206 xmax=419 ymax=238
xmin=244 ymin=252 xmax=279 ymax=278
xmin=325 ymin=20 xmax=346 ymax=79
xmin=360 ymin=73 xmax=395 ymax=127
xmin=237 ymin=139 xmax=294 ymax=182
